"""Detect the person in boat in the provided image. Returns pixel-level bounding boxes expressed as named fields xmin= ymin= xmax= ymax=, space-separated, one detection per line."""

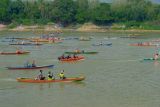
xmin=80 ymin=36 xmax=83 ymax=40
xmin=32 ymin=60 xmax=36 ymax=67
xmin=99 ymin=42 xmax=103 ymax=45
xmin=58 ymin=70 xmax=66 ymax=79
xmin=21 ymin=40 xmax=25 ymax=44
xmin=74 ymin=49 xmax=81 ymax=53
xmin=153 ymin=53 xmax=159 ymax=60
xmin=67 ymin=54 xmax=71 ymax=59
xmin=47 ymin=71 xmax=54 ymax=80
xmin=37 ymin=70 xmax=45 ymax=80
xmin=58 ymin=54 xmax=65 ymax=60
xmin=16 ymin=49 xmax=22 ymax=54
xmin=61 ymin=54 xmax=65 ymax=59
xmin=73 ymin=54 xmax=78 ymax=58
xmin=24 ymin=61 xmax=30 ymax=67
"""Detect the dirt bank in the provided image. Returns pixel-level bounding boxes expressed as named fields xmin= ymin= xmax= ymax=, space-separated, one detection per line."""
xmin=1 ymin=23 xmax=160 ymax=33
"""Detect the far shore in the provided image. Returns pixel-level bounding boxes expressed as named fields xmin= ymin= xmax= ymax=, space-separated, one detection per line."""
xmin=1 ymin=24 xmax=160 ymax=33
xmin=4 ymin=28 xmax=160 ymax=33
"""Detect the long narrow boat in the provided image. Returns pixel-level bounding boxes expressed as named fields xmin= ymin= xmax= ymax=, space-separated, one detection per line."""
xmin=59 ymin=56 xmax=85 ymax=62
xmin=143 ymin=58 xmax=160 ymax=61
xmin=17 ymin=76 xmax=85 ymax=83
xmin=0 ymin=51 xmax=30 ymax=55
xmin=64 ymin=51 xmax=98 ymax=54
xmin=9 ymin=43 xmax=42 ymax=46
xmin=129 ymin=43 xmax=158 ymax=47
xmin=6 ymin=64 xmax=54 ymax=70
xmin=92 ymin=43 xmax=112 ymax=46
xmin=31 ymin=39 xmax=63 ymax=43
xmin=79 ymin=39 xmax=91 ymax=41
xmin=120 ymin=36 xmax=137 ymax=38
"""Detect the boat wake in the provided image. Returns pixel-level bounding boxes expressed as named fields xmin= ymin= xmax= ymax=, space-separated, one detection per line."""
xmin=89 ymin=58 xmax=141 ymax=62
xmin=47 ymin=59 xmax=59 ymax=62
xmin=110 ymin=59 xmax=141 ymax=63
xmin=0 ymin=78 xmax=16 ymax=82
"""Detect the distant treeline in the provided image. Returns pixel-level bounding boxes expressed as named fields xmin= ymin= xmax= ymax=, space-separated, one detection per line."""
xmin=1 ymin=0 xmax=160 ymax=27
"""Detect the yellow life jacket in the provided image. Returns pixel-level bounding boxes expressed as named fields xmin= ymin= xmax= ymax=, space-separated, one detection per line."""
xmin=59 ymin=73 xmax=64 ymax=78
xmin=47 ymin=77 xmax=52 ymax=80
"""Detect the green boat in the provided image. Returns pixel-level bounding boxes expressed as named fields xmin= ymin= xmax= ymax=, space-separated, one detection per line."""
xmin=64 ymin=51 xmax=98 ymax=54
xmin=143 ymin=58 xmax=160 ymax=61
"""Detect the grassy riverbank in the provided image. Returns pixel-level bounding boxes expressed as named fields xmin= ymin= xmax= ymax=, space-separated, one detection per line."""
xmin=1 ymin=23 xmax=160 ymax=33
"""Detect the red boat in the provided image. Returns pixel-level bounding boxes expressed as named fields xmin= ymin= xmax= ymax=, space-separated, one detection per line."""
xmin=129 ymin=42 xmax=158 ymax=46
xmin=58 ymin=56 xmax=85 ymax=62
xmin=17 ymin=76 xmax=85 ymax=83
xmin=0 ymin=51 xmax=30 ymax=55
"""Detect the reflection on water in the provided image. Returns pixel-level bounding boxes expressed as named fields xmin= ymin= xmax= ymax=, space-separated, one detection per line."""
xmin=154 ymin=61 xmax=159 ymax=66
xmin=36 ymin=81 xmax=86 ymax=90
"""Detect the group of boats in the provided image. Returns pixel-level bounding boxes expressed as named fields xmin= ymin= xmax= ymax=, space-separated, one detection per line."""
xmin=128 ymin=40 xmax=160 ymax=61
xmin=0 ymin=35 xmax=90 ymax=83
xmin=64 ymin=51 xmax=98 ymax=54
xmin=1 ymin=34 xmax=114 ymax=84
xmin=6 ymin=62 xmax=85 ymax=83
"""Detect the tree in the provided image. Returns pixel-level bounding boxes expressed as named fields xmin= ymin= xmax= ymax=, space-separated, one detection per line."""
xmin=91 ymin=3 xmax=114 ymax=25
xmin=111 ymin=0 xmax=150 ymax=22
xmin=0 ymin=0 xmax=10 ymax=23
xmin=51 ymin=0 xmax=77 ymax=26
xmin=8 ymin=0 xmax=25 ymax=20
xmin=75 ymin=0 xmax=90 ymax=23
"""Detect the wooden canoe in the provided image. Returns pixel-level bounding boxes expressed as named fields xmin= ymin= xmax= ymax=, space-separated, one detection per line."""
xmin=0 ymin=51 xmax=30 ymax=55
xmin=17 ymin=76 xmax=85 ymax=83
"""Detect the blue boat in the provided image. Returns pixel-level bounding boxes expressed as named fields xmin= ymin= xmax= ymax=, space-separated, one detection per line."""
xmin=92 ymin=43 xmax=112 ymax=46
xmin=6 ymin=64 xmax=54 ymax=70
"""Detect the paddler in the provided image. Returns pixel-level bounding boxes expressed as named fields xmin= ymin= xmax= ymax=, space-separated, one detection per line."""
xmin=58 ymin=70 xmax=66 ymax=79
xmin=73 ymin=54 xmax=77 ymax=58
xmin=47 ymin=71 xmax=54 ymax=80
xmin=74 ymin=49 xmax=81 ymax=53
xmin=16 ymin=49 xmax=22 ymax=54
xmin=153 ymin=53 xmax=159 ymax=60
xmin=37 ymin=70 xmax=45 ymax=80
xmin=31 ymin=60 xmax=36 ymax=67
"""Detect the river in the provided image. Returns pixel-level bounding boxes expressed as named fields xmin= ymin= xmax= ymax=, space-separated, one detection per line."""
xmin=0 ymin=31 xmax=160 ymax=107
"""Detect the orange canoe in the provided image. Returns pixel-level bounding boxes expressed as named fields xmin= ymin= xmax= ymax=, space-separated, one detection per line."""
xmin=59 ymin=56 xmax=85 ymax=62
xmin=17 ymin=76 xmax=85 ymax=83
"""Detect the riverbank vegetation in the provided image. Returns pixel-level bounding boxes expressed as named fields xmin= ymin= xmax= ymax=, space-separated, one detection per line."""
xmin=1 ymin=0 xmax=160 ymax=30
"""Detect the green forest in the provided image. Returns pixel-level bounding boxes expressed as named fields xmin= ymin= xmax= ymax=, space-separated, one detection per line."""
xmin=1 ymin=0 xmax=160 ymax=29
